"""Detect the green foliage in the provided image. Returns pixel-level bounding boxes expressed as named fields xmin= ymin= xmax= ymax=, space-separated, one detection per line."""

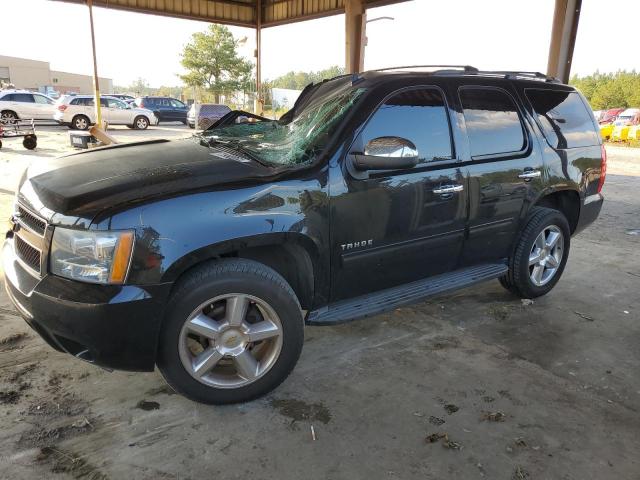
xmin=179 ymin=25 xmax=253 ymax=101
xmin=571 ymin=70 xmax=640 ymax=109
xmin=267 ymin=66 xmax=346 ymax=90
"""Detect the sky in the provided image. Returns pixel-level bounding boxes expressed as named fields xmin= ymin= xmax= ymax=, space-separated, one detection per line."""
xmin=0 ymin=0 xmax=638 ymax=88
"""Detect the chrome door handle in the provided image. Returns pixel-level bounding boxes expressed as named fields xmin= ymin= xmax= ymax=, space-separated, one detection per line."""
xmin=518 ymin=170 xmax=541 ymax=179
xmin=433 ymin=184 xmax=464 ymax=194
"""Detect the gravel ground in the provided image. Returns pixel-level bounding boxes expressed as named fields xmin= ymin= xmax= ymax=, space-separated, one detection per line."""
xmin=0 ymin=127 xmax=638 ymax=479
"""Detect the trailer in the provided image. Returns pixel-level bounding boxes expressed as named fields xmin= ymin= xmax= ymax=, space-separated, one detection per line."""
xmin=0 ymin=118 xmax=37 ymax=150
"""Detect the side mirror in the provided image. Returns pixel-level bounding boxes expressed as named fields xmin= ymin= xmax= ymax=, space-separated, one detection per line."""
xmin=350 ymin=136 xmax=419 ymax=174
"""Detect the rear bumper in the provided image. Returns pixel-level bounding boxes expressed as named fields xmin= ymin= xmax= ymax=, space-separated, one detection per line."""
xmin=575 ymin=193 xmax=604 ymax=235
xmin=3 ymin=237 xmax=172 ymax=371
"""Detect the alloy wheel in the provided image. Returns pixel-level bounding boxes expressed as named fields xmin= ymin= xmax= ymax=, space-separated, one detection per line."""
xmin=75 ymin=117 xmax=88 ymax=129
xmin=529 ymin=225 xmax=564 ymax=287
xmin=178 ymin=294 xmax=283 ymax=389
xmin=1 ymin=111 xmax=17 ymax=124
xmin=136 ymin=117 xmax=148 ymax=129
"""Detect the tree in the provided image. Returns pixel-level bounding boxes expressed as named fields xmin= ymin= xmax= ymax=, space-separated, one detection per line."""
xmin=129 ymin=77 xmax=151 ymax=96
xmin=180 ymin=25 xmax=253 ymax=102
xmin=267 ymin=66 xmax=345 ymax=90
xmin=571 ymin=70 xmax=640 ymax=109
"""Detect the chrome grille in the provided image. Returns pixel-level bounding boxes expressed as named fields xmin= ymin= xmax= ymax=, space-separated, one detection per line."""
xmin=15 ymin=235 xmax=41 ymax=272
xmin=13 ymin=204 xmax=47 ymax=276
xmin=17 ymin=205 xmax=46 ymax=235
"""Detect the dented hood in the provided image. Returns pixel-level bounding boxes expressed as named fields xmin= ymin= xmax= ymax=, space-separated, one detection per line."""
xmin=19 ymin=137 xmax=275 ymax=219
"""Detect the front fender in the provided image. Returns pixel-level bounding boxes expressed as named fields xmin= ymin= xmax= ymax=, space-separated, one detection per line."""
xmin=95 ymin=179 xmax=329 ymax=289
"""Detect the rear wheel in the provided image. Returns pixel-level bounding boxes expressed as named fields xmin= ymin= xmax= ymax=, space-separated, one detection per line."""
xmin=157 ymin=259 xmax=304 ymax=404
xmin=499 ymin=207 xmax=570 ymax=298
xmin=22 ymin=135 xmax=37 ymax=150
xmin=71 ymin=115 xmax=90 ymax=130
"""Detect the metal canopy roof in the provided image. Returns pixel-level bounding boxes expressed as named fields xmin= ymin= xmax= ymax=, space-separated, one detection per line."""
xmin=53 ymin=0 xmax=409 ymax=28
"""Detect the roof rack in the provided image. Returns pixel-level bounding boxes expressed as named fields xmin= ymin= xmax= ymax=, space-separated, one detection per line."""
xmin=367 ymin=65 xmax=561 ymax=83
xmin=477 ymin=70 xmax=560 ymax=83
xmin=371 ymin=65 xmax=480 ymax=74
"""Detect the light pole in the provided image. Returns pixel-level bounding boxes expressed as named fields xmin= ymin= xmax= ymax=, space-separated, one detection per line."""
xmin=363 ymin=16 xmax=394 ymax=70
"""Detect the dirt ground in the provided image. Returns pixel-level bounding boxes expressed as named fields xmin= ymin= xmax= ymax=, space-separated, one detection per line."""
xmin=0 ymin=125 xmax=638 ymax=479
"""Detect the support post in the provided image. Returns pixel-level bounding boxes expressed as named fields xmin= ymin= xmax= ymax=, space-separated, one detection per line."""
xmin=254 ymin=0 xmax=263 ymax=115
xmin=547 ymin=0 xmax=582 ymax=83
xmin=345 ymin=0 xmax=366 ymax=74
xmin=87 ymin=0 xmax=104 ymax=129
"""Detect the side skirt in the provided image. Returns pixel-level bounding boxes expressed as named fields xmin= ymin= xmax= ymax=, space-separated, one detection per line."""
xmin=306 ymin=263 xmax=508 ymax=325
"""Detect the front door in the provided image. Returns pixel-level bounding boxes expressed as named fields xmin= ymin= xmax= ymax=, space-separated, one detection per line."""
xmin=330 ymin=86 xmax=467 ymax=301
xmin=454 ymin=84 xmax=545 ymax=265
xmin=105 ymin=98 xmax=130 ymax=124
xmin=32 ymin=93 xmax=54 ymax=120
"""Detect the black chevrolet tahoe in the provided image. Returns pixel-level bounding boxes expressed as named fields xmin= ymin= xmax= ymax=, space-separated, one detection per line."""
xmin=3 ymin=67 xmax=605 ymax=404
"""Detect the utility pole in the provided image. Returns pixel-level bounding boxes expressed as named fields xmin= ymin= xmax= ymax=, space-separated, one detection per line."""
xmin=87 ymin=0 xmax=103 ymax=129
xmin=255 ymin=0 xmax=263 ymax=115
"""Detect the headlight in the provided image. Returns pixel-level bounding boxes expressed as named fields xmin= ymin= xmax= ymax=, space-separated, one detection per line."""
xmin=50 ymin=228 xmax=135 ymax=284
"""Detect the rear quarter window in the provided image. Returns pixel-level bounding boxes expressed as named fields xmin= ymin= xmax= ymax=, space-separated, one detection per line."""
xmin=525 ymin=89 xmax=599 ymax=148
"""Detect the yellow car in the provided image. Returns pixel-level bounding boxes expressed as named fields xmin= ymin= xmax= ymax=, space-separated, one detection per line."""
xmin=611 ymin=125 xmax=630 ymax=141
xmin=600 ymin=123 xmax=614 ymax=141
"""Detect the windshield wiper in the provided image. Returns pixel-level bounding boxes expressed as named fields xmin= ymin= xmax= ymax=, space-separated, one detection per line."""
xmin=202 ymin=136 xmax=273 ymax=168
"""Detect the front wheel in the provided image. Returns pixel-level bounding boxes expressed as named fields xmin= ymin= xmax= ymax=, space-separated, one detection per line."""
xmin=499 ymin=207 xmax=571 ymax=298
xmin=134 ymin=116 xmax=149 ymax=130
xmin=157 ymin=259 xmax=304 ymax=404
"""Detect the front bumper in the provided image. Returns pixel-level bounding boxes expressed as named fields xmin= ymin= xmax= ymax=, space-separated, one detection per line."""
xmin=3 ymin=236 xmax=172 ymax=371
xmin=575 ymin=193 xmax=604 ymax=235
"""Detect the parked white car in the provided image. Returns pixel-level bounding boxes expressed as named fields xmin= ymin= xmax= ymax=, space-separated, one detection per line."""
xmin=0 ymin=89 xmax=56 ymax=122
xmin=53 ymin=95 xmax=157 ymax=130
xmin=187 ymin=103 xmax=231 ymax=129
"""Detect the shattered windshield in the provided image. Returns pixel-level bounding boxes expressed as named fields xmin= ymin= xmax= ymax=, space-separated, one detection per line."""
xmin=201 ymin=85 xmax=365 ymax=166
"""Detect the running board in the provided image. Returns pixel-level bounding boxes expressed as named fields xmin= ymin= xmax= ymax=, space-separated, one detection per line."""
xmin=307 ymin=263 xmax=508 ymax=325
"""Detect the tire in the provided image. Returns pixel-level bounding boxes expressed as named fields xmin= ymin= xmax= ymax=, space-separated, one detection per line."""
xmin=499 ymin=207 xmax=570 ymax=299
xmin=188 ymin=122 xmax=195 ymax=129
xmin=153 ymin=112 xmax=161 ymax=123
xmin=22 ymin=135 xmax=37 ymax=150
xmin=71 ymin=115 xmax=90 ymax=130
xmin=0 ymin=139 xmax=2 ymax=149
xmin=134 ymin=115 xmax=149 ymax=130
xmin=1 ymin=110 xmax=18 ymax=124
xmin=157 ymin=258 xmax=304 ymax=404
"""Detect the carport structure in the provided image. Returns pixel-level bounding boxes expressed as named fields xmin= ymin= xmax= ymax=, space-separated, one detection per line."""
xmin=54 ymin=0 xmax=583 ymax=105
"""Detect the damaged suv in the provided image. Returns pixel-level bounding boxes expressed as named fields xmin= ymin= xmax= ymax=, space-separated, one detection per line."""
xmin=3 ymin=66 xmax=605 ymax=404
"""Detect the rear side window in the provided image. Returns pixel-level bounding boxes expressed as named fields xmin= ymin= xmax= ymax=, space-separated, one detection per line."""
xmin=361 ymin=87 xmax=452 ymax=164
xmin=460 ymin=87 xmax=526 ymax=157
xmin=7 ymin=93 xmax=34 ymax=103
xmin=525 ymin=89 xmax=599 ymax=148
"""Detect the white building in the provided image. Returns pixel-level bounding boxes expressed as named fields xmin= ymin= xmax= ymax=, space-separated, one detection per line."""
xmin=0 ymin=54 xmax=112 ymax=95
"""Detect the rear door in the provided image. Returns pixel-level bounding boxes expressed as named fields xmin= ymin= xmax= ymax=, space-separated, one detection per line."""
xmin=7 ymin=93 xmax=36 ymax=118
xmin=454 ymin=82 xmax=545 ymax=265
xmin=330 ymin=85 xmax=467 ymax=300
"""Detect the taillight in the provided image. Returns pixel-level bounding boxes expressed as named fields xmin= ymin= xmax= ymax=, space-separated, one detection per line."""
xmin=57 ymin=105 xmax=67 ymax=111
xmin=597 ymin=144 xmax=607 ymax=193
xmin=139 ymin=101 xmax=144 ymax=108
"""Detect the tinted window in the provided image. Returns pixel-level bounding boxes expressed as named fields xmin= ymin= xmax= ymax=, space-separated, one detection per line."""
xmin=71 ymin=98 xmax=87 ymax=106
xmin=460 ymin=87 xmax=525 ymax=157
xmin=361 ymin=88 xmax=452 ymax=164
xmin=526 ymin=89 xmax=599 ymax=148
xmin=8 ymin=93 xmax=34 ymax=103
xmin=170 ymin=99 xmax=186 ymax=108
